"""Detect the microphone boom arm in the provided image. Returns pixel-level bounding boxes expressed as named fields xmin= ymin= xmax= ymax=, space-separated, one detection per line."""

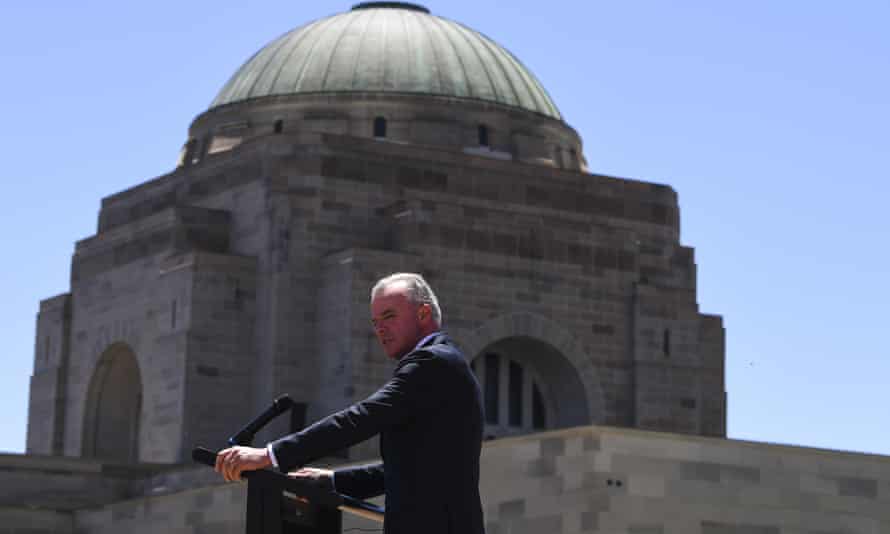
xmin=228 ymin=394 xmax=295 ymax=447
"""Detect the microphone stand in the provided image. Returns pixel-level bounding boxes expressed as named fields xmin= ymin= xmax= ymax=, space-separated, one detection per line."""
xmin=228 ymin=394 xmax=295 ymax=446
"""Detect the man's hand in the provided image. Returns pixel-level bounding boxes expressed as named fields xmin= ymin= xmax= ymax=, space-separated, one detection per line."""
xmin=287 ymin=467 xmax=334 ymax=489
xmin=214 ymin=446 xmax=272 ymax=482
xmin=287 ymin=467 xmax=334 ymax=503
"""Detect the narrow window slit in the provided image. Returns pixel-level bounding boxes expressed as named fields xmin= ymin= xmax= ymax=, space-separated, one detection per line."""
xmin=478 ymin=124 xmax=489 ymax=147
xmin=373 ymin=116 xmax=387 ymax=138
xmin=484 ymin=353 xmax=500 ymax=425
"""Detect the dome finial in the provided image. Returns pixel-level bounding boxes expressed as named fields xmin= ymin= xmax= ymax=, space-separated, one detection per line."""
xmin=351 ymin=2 xmax=430 ymax=14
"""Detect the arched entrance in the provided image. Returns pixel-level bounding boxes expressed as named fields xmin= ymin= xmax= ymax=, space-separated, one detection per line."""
xmin=470 ymin=336 xmax=589 ymax=440
xmin=82 ymin=343 xmax=142 ymax=463
xmin=455 ymin=312 xmax=605 ymax=431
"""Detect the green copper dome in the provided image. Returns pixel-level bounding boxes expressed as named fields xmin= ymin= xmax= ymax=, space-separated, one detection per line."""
xmin=210 ymin=3 xmax=563 ymax=120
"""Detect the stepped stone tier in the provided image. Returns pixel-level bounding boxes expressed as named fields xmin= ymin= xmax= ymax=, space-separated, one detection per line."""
xmin=31 ymin=2 xmax=889 ymax=533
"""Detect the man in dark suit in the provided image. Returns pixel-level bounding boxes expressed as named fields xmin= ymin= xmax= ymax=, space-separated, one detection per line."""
xmin=215 ymin=273 xmax=485 ymax=534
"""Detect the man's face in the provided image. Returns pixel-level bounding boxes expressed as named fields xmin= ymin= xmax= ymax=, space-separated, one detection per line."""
xmin=370 ymin=283 xmax=425 ymax=360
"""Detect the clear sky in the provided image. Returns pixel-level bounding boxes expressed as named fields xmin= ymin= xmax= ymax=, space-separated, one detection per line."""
xmin=1 ymin=1 xmax=887 ymax=456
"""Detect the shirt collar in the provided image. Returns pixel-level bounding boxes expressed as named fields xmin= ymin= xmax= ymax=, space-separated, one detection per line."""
xmin=413 ymin=331 xmax=442 ymax=351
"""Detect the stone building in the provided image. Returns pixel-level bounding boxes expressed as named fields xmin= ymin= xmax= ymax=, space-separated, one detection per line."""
xmin=26 ymin=1 xmax=726 ymax=467
xmin=10 ymin=3 xmax=885 ymax=534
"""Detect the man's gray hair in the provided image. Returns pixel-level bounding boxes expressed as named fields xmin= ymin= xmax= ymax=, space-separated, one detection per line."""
xmin=371 ymin=273 xmax=442 ymax=326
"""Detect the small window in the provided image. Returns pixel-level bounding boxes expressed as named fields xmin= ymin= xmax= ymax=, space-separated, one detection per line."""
xmin=508 ymin=361 xmax=523 ymax=426
xmin=171 ymin=300 xmax=177 ymax=329
xmin=274 ymin=120 xmax=283 ymax=134
xmin=478 ymin=124 xmax=489 ymax=147
xmin=484 ymin=353 xmax=500 ymax=425
xmin=553 ymin=146 xmax=564 ymax=168
xmin=373 ymin=116 xmax=387 ymax=138
xmin=532 ymin=383 xmax=546 ymax=429
xmin=476 ymin=353 xmax=549 ymax=436
xmin=194 ymin=136 xmax=209 ymax=164
xmin=663 ymin=329 xmax=671 ymax=357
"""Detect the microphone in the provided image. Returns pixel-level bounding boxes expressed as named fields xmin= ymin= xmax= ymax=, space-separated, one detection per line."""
xmin=228 ymin=394 xmax=295 ymax=446
xmin=192 ymin=446 xmax=219 ymax=467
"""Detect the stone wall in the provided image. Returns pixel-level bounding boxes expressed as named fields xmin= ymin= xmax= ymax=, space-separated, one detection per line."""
xmin=477 ymin=426 xmax=890 ymax=534
xmin=185 ymin=93 xmax=586 ymax=172
xmin=180 ymin=252 xmax=258 ymax=459
xmin=28 ymin=127 xmax=726 ymax=467
xmin=7 ymin=426 xmax=887 ymax=533
xmin=349 ymin=427 xmax=890 ymax=534
xmin=27 ymin=294 xmax=72 ymax=455
xmin=27 ymin=201 xmax=265 ymax=463
xmin=63 ymin=239 xmax=188 ymax=462
xmin=0 ymin=453 xmax=163 ymax=534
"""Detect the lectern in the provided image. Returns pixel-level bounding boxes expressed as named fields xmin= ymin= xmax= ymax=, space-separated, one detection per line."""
xmin=192 ymin=395 xmax=384 ymax=533
xmin=193 ymin=447 xmax=384 ymax=534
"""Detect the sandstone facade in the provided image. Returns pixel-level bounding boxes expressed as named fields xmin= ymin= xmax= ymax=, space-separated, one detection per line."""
xmin=27 ymin=118 xmax=726 ymax=465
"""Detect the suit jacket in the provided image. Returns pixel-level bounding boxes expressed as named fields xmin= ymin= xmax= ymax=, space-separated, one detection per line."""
xmin=269 ymin=333 xmax=485 ymax=534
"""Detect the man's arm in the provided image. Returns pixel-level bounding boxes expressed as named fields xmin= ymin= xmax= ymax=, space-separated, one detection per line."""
xmin=333 ymin=462 xmax=385 ymax=499
xmin=285 ymin=462 xmax=384 ymax=499
xmin=269 ymin=354 xmax=445 ymax=472
xmin=214 ymin=354 xmax=446 ymax=481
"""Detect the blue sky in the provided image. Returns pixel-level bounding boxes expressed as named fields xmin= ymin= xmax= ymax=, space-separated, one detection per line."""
xmin=1 ymin=1 xmax=887 ymax=455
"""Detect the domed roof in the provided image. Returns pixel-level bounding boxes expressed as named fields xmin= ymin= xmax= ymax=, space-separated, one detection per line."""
xmin=210 ymin=2 xmax=562 ymax=120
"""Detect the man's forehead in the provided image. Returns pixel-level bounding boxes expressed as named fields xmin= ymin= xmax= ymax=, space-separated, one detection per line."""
xmin=373 ymin=281 xmax=411 ymax=300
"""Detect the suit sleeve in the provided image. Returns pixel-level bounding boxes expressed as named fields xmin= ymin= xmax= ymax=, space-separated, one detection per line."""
xmin=269 ymin=354 xmax=445 ymax=472
xmin=333 ymin=462 xmax=385 ymax=499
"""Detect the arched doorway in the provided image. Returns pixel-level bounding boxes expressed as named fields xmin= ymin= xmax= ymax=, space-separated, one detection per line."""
xmin=82 ymin=343 xmax=142 ymax=462
xmin=470 ymin=336 xmax=589 ymax=440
